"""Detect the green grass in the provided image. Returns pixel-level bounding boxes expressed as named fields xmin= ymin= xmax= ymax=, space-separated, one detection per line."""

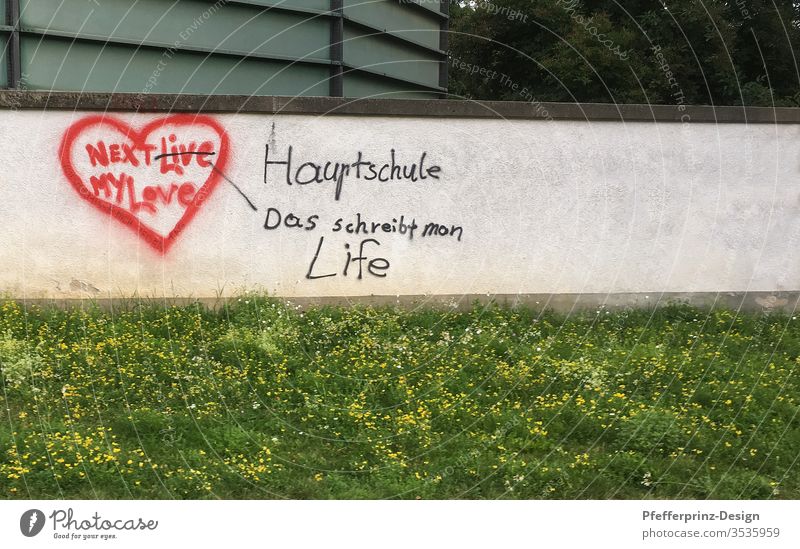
xmin=0 ymin=297 xmax=798 ymax=499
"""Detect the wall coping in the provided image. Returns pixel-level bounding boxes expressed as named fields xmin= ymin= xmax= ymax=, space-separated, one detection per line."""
xmin=6 ymin=292 xmax=800 ymax=313
xmin=1 ymin=91 xmax=799 ymax=123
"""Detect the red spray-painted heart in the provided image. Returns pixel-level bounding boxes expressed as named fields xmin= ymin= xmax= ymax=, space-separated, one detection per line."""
xmin=59 ymin=114 xmax=230 ymax=254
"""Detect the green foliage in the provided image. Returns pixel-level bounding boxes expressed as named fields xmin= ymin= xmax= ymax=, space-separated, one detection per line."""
xmin=0 ymin=331 xmax=43 ymax=389
xmin=449 ymin=0 xmax=800 ymax=106
xmin=0 ymin=298 xmax=798 ymax=499
xmin=617 ymin=409 xmax=685 ymax=454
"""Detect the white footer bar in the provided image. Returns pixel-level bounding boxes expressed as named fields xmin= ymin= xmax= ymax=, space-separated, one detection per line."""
xmin=2 ymin=500 xmax=797 ymax=548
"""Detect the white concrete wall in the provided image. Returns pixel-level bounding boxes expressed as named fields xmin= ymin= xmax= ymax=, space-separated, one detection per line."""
xmin=0 ymin=109 xmax=798 ymax=299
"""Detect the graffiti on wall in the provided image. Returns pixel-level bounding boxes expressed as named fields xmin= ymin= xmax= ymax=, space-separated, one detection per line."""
xmin=59 ymin=115 xmax=464 ymax=280
xmin=261 ymin=144 xmax=463 ymax=281
xmin=59 ymin=115 xmax=229 ymax=254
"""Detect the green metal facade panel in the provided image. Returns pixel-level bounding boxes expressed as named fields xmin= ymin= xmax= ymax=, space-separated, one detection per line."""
xmin=19 ymin=0 xmax=331 ymax=62
xmin=253 ymin=0 xmax=330 ymax=11
xmin=343 ymin=0 xmax=441 ymax=50
xmin=343 ymin=71 xmax=433 ymax=99
xmin=5 ymin=0 xmax=445 ymax=97
xmin=20 ymin=36 xmax=330 ymax=95
xmin=343 ymin=26 xmax=440 ymax=86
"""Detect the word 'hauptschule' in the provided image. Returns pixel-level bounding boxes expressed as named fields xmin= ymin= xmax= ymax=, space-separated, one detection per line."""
xmin=264 ymin=145 xmax=442 ymax=201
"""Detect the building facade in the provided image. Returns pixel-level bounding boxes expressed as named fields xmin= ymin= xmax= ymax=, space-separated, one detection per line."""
xmin=1 ymin=0 xmax=447 ymax=97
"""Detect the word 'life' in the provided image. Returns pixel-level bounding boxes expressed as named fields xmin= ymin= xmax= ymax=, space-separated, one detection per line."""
xmin=263 ymin=208 xmax=464 ymax=280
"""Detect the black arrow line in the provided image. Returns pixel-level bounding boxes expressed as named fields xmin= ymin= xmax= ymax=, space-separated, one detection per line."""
xmin=154 ymin=151 xmax=216 ymax=161
xmin=210 ymin=163 xmax=258 ymax=212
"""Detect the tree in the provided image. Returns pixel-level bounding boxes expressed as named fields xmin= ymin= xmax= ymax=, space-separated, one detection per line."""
xmin=447 ymin=0 xmax=800 ymax=106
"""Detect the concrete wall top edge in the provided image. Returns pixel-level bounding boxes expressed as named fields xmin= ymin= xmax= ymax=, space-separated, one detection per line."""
xmin=1 ymin=90 xmax=799 ymax=123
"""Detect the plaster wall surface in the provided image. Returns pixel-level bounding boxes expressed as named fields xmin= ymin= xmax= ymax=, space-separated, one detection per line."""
xmin=0 ymin=108 xmax=797 ymax=300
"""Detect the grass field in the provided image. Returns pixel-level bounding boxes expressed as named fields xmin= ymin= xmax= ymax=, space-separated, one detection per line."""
xmin=1 ymin=297 xmax=798 ymax=499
